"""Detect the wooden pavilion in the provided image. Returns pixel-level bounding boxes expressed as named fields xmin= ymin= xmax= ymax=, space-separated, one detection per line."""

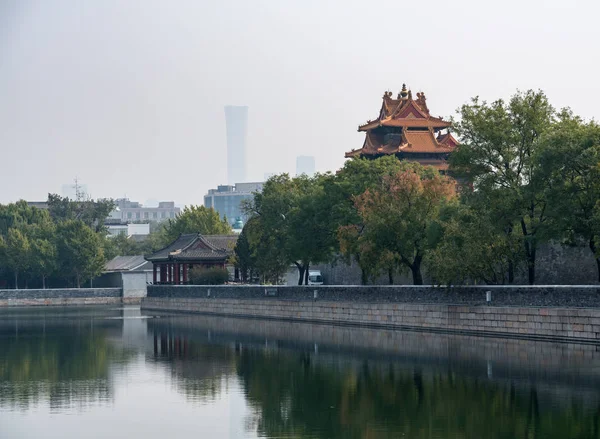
xmin=145 ymin=234 xmax=238 ymax=284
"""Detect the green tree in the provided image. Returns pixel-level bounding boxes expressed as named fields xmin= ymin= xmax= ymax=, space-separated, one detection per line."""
xmin=56 ymin=220 xmax=105 ymax=288
xmin=232 ymin=225 xmax=256 ymax=282
xmin=539 ymin=114 xmax=600 ymax=281
xmin=162 ymin=205 xmax=232 ymax=243
xmin=428 ymin=203 xmax=522 ymax=285
xmin=244 ymin=174 xmax=336 ymax=285
xmin=451 ymin=90 xmax=556 ymax=284
xmin=351 ymin=165 xmax=456 ymax=284
xmin=1 ymin=227 xmax=31 ymax=289
xmin=47 ymin=194 xmax=114 ymax=233
xmin=331 ymin=156 xmax=409 ymax=283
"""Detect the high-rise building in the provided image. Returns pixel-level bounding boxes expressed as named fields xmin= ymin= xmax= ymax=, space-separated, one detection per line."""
xmin=204 ymin=182 xmax=263 ymax=224
xmin=224 ymin=106 xmax=248 ymax=185
xmin=296 ymin=155 xmax=316 ymax=177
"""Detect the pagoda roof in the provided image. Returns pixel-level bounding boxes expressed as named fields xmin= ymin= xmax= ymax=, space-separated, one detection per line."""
xmin=345 ymin=128 xmax=456 ymax=159
xmin=436 ymin=131 xmax=459 ymax=148
xmin=145 ymin=234 xmax=238 ymax=262
xmin=358 ymin=89 xmax=451 ymax=131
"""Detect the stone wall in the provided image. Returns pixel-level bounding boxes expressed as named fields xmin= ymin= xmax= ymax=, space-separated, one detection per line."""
xmin=143 ymin=285 xmax=600 ymax=342
xmin=147 ymin=285 xmax=600 ymax=307
xmin=0 ymin=288 xmax=122 ymax=307
xmin=311 ymin=242 xmax=599 ymax=285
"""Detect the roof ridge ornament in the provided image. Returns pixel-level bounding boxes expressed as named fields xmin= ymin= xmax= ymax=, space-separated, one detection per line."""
xmin=399 ymin=84 xmax=408 ymax=99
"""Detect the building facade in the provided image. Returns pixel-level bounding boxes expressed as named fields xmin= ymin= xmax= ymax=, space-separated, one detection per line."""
xmin=204 ymin=182 xmax=263 ymax=224
xmin=110 ymin=199 xmax=180 ymax=223
xmin=224 ymin=105 xmax=248 ymax=185
xmin=296 ymin=155 xmax=316 ymax=176
xmin=345 ymin=85 xmax=458 ymax=172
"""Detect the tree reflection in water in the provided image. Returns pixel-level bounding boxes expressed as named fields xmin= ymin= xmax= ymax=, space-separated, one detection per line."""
xmin=0 ymin=313 xmax=135 ymax=412
xmin=149 ymin=332 xmax=237 ymax=403
xmin=236 ymin=349 xmax=600 ymax=439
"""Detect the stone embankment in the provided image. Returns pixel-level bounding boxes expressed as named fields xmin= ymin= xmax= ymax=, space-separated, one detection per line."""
xmin=143 ymin=285 xmax=600 ymax=343
xmin=0 ymin=288 xmax=123 ymax=306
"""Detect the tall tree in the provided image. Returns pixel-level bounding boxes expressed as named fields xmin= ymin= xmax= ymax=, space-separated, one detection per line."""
xmin=162 ymin=205 xmax=232 ymax=243
xmin=56 ymin=220 xmax=105 ymax=288
xmin=331 ymin=156 xmax=408 ymax=283
xmin=352 ymin=165 xmax=456 ymax=284
xmin=244 ymin=174 xmax=336 ymax=285
xmin=1 ymin=228 xmax=31 ymax=289
xmin=47 ymin=194 xmax=114 ymax=233
xmin=540 ymin=113 xmax=600 ymax=281
xmin=451 ymin=90 xmax=556 ymax=284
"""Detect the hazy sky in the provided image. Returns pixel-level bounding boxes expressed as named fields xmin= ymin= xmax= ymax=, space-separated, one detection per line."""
xmin=1 ymin=0 xmax=599 ymax=206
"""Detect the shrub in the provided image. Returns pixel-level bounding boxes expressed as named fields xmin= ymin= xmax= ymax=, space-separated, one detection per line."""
xmin=189 ymin=266 xmax=229 ymax=285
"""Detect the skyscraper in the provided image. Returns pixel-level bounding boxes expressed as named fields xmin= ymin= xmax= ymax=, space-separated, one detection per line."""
xmin=224 ymin=106 xmax=248 ymax=185
xmin=296 ymin=155 xmax=316 ymax=177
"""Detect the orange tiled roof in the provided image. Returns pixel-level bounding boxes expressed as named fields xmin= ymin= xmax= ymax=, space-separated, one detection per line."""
xmin=401 ymin=130 xmax=454 ymax=153
xmin=344 ymin=128 xmax=456 ymax=158
xmin=437 ymin=131 xmax=459 ymax=148
xmin=359 ymin=90 xmax=451 ymax=132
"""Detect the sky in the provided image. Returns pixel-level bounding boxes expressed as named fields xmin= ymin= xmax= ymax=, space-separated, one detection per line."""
xmin=1 ymin=0 xmax=599 ymax=207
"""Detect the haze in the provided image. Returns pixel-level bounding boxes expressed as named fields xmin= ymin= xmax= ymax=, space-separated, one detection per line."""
xmin=1 ymin=0 xmax=598 ymax=206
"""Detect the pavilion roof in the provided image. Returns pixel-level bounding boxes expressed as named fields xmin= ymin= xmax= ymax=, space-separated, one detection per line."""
xmin=145 ymin=234 xmax=238 ymax=262
xmin=358 ymin=88 xmax=451 ymax=132
xmin=345 ymin=128 xmax=456 ymax=159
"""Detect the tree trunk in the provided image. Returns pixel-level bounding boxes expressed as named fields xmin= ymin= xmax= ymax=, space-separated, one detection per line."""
xmin=388 ymin=268 xmax=393 ymax=285
xmin=526 ymin=245 xmax=536 ymax=285
xmin=14 ymin=272 xmax=18 ymax=289
xmin=295 ymin=263 xmax=305 ymax=286
xmin=508 ymin=260 xmax=515 ymax=284
xmin=304 ymin=263 xmax=310 ymax=285
xmin=76 ymin=275 xmax=81 ymax=289
xmin=361 ymin=269 xmax=368 ymax=285
xmin=411 ymin=256 xmax=423 ymax=285
xmin=589 ymin=236 xmax=599 ymax=283
xmin=42 ymin=275 xmax=46 ymax=289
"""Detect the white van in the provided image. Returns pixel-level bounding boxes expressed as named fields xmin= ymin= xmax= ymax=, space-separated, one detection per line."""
xmin=307 ymin=270 xmax=324 ymax=285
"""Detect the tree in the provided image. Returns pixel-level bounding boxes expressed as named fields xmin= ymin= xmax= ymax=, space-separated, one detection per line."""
xmin=539 ymin=114 xmax=600 ymax=281
xmin=47 ymin=194 xmax=114 ymax=233
xmin=331 ymin=157 xmax=409 ymax=283
xmin=352 ymin=165 xmax=456 ymax=284
xmin=244 ymin=174 xmax=336 ymax=285
xmin=451 ymin=90 xmax=556 ymax=284
xmin=2 ymin=228 xmax=31 ymax=289
xmin=56 ymin=220 xmax=105 ymax=288
xmin=232 ymin=226 xmax=256 ymax=283
xmin=162 ymin=205 xmax=232 ymax=243
xmin=428 ymin=204 xmax=522 ymax=285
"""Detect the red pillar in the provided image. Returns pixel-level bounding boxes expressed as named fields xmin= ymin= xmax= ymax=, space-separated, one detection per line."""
xmin=153 ymin=265 xmax=157 ymax=284
xmin=183 ymin=264 xmax=188 ymax=284
xmin=174 ymin=263 xmax=180 ymax=285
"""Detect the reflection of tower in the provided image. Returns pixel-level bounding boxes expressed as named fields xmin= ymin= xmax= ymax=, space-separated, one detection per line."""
xmin=224 ymin=106 xmax=248 ymax=185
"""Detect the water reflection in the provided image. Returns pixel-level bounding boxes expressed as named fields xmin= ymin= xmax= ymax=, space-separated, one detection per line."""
xmin=0 ymin=307 xmax=136 ymax=412
xmin=149 ymin=314 xmax=600 ymax=439
xmin=1 ymin=307 xmax=600 ymax=438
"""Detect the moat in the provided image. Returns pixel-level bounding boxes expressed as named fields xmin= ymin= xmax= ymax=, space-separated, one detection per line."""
xmin=1 ymin=306 xmax=599 ymax=438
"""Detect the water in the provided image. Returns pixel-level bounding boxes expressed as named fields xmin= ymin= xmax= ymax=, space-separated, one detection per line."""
xmin=1 ymin=306 xmax=600 ymax=439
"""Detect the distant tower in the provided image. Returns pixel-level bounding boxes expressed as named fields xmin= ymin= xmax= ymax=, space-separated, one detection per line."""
xmin=296 ymin=155 xmax=316 ymax=177
xmin=224 ymin=106 xmax=248 ymax=185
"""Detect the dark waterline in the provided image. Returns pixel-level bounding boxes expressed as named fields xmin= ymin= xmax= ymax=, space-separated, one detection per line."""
xmin=1 ymin=306 xmax=599 ymax=439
